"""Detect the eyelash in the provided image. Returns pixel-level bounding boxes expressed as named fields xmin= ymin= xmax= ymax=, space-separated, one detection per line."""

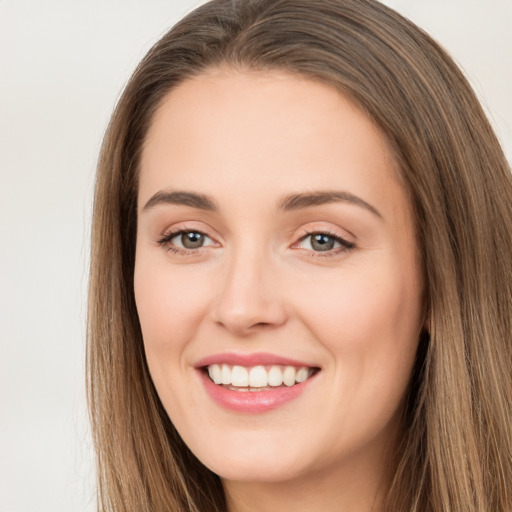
xmin=157 ymin=228 xmax=355 ymax=258
xmin=157 ymin=229 xmax=215 ymax=256
xmin=294 ymin=229 xmax=355 ymax=258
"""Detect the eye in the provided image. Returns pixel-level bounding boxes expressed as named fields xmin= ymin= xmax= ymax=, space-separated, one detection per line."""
xmin=296 ymin=232 xmax=355 ymax=253
xmin=158 ymin=230 xmax=216 ymax=251
xmin=174 ymin=231 xmax=209 ymax=249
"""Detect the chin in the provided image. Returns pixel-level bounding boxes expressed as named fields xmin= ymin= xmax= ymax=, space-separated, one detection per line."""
xmin=184 ymin=429 xmax=311 ymax=483
xmin=209 ymin=455 xmax=306 ymax=483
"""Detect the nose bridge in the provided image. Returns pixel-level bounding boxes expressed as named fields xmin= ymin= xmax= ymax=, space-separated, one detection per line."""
xmin=212 ymin=240 xmax=286 ymax=334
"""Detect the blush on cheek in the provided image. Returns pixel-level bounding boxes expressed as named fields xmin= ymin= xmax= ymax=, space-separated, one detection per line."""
xmin=135 ymin=265 xmax=216 ymax=361
xmin=301 ymin=278 xmax=387 ymax=341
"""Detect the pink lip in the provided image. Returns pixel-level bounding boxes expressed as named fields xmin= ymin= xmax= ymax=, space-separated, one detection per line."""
xmin=198 ymin=371 xmax=318 ymax=413
xmin=194 ymin=352 xmax=320 ymax=414
xmin=194 ymin=351 xmax=319 ymax=368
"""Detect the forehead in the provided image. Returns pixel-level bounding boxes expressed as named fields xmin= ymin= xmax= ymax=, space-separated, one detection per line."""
xmin=143 ymin=68 xmax=390 ymax=159
xmin=139 ymin=68 xmax=405 ymax=219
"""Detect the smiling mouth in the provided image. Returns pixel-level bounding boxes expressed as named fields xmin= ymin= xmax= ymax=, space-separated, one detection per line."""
xmin=204 ymin=364 xmax=320 ymax=391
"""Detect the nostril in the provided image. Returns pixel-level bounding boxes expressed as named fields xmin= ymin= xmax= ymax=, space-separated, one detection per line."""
xmin=251 ymin=321 xmax=275 ymax=329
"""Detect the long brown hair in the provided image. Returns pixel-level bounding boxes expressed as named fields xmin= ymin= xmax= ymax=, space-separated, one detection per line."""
xmin=87 ymin=0 xmax=512 ymax=510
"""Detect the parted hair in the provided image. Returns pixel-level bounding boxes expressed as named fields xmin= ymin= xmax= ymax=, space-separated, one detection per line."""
xmin=87 ymin=0 xmax=512 ymax=510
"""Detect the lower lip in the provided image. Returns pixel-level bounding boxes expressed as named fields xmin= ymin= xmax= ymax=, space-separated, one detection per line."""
xmin=198 ymin=370 xmax=318 ymax=413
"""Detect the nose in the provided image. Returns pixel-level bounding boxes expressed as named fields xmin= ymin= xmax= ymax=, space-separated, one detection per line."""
xmin=210 ymin=246 xmax=288 ymax=336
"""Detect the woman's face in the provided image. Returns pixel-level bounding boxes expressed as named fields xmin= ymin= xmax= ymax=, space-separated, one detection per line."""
xmin=135 ymin=69 xmax=424 ymax=486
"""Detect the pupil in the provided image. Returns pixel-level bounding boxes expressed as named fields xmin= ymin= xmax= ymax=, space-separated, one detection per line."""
xmin=182 ymin=232 xmax=204 ymax=249
xmin=311 ymin=234 xmax=334 ymax=251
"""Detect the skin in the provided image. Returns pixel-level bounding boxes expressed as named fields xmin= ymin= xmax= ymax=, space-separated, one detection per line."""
xmin=134 ymin=68 xmax=424 ymax=512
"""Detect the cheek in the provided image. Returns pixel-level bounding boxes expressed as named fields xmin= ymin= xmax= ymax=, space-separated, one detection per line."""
xmin=299 ymin=260 xmax=420 ymax=341
xmin=133 ymin=256 xmax=212 ymax=365
xmin=293 ymin=258 xmax=422 ymax=408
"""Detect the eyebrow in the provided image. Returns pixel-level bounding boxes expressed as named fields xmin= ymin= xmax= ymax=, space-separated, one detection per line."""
xmin=279 ymin=191 xmax=383 ymax=219
xmin=142 ymin=190 xmax=218 ymax=212
xmin=142 ymin=189 xmax=382 ymax=219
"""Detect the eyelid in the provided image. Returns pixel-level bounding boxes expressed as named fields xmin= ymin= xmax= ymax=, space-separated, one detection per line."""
xmin=155 ymin=222 xmax=355 ymax=258
xmin=291 ymin=226 xmax=356 ymax=256
xmin=295 ymin=231 xmax=354 ymax=248
xmin=156 ymin=223 xmax=221 ymax=252
xmin=169 ymin=231 xmax=215 ymax=248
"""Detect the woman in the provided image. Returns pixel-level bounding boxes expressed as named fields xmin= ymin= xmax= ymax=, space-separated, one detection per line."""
xmin=87 ymin=0 xmax=512 ymax=510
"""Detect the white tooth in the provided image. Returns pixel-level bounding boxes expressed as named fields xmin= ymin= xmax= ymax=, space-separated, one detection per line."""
xmin=268 ymin=365 xmax=283 ymax=386
xmin=231 ymin=365 xmax=249 ymax=387
xmin=208 ymin=364 xmax=222 ymax=384
xmin=295 ymin=367 xmax=310 ymax=383
xmin=283 ymin=366 xmax=296 ymax=386
xmin=221 ymin=364 xmax=231 ymax=385
xmin=249 ymin=366 xmax=268 ymax=387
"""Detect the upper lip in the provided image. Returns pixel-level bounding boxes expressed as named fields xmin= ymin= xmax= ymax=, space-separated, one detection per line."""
xmin=194 ymin=352 xmax=320 ymax=369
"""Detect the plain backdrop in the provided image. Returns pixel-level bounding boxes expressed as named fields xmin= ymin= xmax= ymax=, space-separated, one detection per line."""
xmin=0 ymin=1 xmax=510 ymax=511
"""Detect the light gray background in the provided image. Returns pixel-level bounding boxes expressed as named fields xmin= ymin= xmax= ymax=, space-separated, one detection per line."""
xmin=0 ymin=1 xmax=510 ymax=511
